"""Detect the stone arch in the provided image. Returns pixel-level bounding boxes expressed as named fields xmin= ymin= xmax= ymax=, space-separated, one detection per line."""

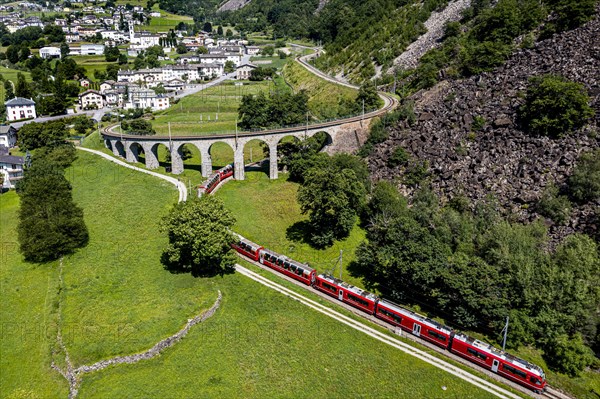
xmin=243 ymin=138 xmax=270 ymax=177
xmin=208 ymin=141 xmax=235 ymax=170
xmin=149 ymin=142 xmax=172 ymax=172
xmin=125 ymin=142 xmax=143 ymax=163
xmin=114 ymin=140 xmax=125 ymax=158
xmin=105 ymin=139 xmax=113 ymax=152
xmin=276 ymin=135 xmax=302 ymax=174
xmin=306 ymin=130 xmax=333 ymax=148
xmin=173 ymin=142 xmax=203 ymax=178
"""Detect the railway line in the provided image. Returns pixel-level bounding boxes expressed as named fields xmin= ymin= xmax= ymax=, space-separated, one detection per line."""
xmin=236 ymin=252 xmax=572 ymax=399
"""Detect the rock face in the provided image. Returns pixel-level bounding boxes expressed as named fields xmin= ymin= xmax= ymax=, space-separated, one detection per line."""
xmin=369 ymin=12 xmax=600 ymax=242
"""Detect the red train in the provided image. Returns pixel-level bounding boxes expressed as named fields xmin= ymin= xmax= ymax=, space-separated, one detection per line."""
xmin=232 ymin=235 xmax=547 ymax=393
xmin=197 ymin=164 xmax=234 ymax=196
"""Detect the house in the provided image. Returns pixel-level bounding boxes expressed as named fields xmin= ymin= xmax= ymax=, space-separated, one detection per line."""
xmin=0 ymin=125 xmax=17 ymax=148
xmin=39 ymin=46 xmax=61 ymax=59
xmin=100 ymin=80 xmax=116 ymax=93
xmin=103 ymin=90 xmax=121 ymax=106
xmin=5 ymin=97 xmax=36 ymax=121
xmin=81 ymin=44 xmax=105 ymax=55
xmin=80 ymin=78 xmax=90 ymax=88
xmin=236 ymin=63 xmax=257 ymax=80
xmin=125 ymin=87 xmax=169 ymax=111
xmin=79 ymin=90 xmax=104 ymax=109
xmin=163 ymin=79 xmax=185 ymax=91
xmin=245 ymin=45 xmax=260 ymax=55
xmin=0 ymin=152 xmax=24 ymax=189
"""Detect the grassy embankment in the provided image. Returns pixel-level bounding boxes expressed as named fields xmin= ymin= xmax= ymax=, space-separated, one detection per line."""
xmin=0 ymin=151 xmax=500 ymax=399
xmin=282 ymin=60 xmax=358 ymax=119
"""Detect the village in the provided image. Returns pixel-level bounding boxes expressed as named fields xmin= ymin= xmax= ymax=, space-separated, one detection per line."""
xmin=0 ymin=1 xmax=273 ymax=189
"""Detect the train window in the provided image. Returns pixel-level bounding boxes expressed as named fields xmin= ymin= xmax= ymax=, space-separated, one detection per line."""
xmin=348 ymin=294 xmax=369 ymax=307
xmin=467 ymin=348 xmax=487 ymax=361
xmin=379 ymin=308 xmax=402 ymax=323
xmin=502 ymin=364 xmax=527 ymax=379
xmin=322 ymin=282 xmax=337 ymax=292
xmin=427 ymin=331 xmax=447 ymax=342
xmin=297 ymin=268 xmax=303 ymax=275
xmin=530 ymin=377 xmax=540 ymax=385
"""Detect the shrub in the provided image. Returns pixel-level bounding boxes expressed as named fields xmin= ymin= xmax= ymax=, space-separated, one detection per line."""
xmin=387 ymin=147 xmax=410 ymax=167
xmin=568 ymin=149 xmax=600 ymax=203
xmin=537 ymin=184 xmax=572 ymax=224
xmin=520 ymin=75 xmax=594 ymax=137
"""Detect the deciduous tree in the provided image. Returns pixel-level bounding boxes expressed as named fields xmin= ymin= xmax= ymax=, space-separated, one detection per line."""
xmin=160 ymin=196 xmax=237 ymax=277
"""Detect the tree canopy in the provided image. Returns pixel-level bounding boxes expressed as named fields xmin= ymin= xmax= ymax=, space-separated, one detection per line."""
xmin=17 ymin=145 xmax=88 ymax=262
xmin=520 ymin=75 xmax=594 ymax=137
xmin=160 ymin=196 xmax=237 ymax=277
xmin=17 ymin=120 xmax=69 ymax=150
xmin=350 ymin=184 xmax=600 ymax=376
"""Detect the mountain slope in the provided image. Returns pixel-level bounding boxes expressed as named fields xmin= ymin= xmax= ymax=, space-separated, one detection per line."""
xmin=369 ymin=11 xmax=600 ymax=240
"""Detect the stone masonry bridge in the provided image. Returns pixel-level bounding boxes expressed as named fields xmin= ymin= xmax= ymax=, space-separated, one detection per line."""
xmin=101 ymin=54 xmax=398 ymax=181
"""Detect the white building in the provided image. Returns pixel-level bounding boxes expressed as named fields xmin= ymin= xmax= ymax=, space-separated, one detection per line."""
xmin=81 ymin=44 xmax=105 ymax=55
xmin=125 ymin=87 xmax=169 ymax=111
xmin=79 ymin=90 xmax=104 ymax=109
xmin=245 ymin=45 xmax=260 ymax=55
xmin=39 ymin=46 xmax=62 ymax=59
xmin=5 ymin=97 xmax=36 ymax=121
xmin=236 ymin=63 xmax=257 ymax=80
xmin=0 ymin=152 xmax=24 ymax=189
xmin=0 ymin=125 xmax=17 ymax=148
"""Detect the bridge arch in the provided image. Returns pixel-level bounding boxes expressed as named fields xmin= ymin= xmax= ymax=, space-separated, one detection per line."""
xmin=114 ymin=140 xmax=125 ymax=158
xmin=173 ymin=142 xmax=203 ymax=179
xmin=125 ymin=142 xmax=143 ymax=164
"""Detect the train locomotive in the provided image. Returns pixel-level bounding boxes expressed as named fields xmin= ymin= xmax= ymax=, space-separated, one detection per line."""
xmin=197 ymin=164 xmax=234 ymax=196
xmin=232 ymin=236 xmax=547 ymax=394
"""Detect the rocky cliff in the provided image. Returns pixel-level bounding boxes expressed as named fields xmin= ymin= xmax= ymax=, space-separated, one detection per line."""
xmin=369 ymin=11 xmax=600 ymax=241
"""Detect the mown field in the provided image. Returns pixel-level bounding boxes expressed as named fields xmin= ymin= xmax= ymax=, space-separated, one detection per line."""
xmin=152 ymin=80 xmax=279 ymax=136
xmin=283 ymin=60 xmax=358 ymax=119
xmin=0 ymin=67 xmax=32 ymax=103
xmin=0 ymin=150 xmax=501 ymax=399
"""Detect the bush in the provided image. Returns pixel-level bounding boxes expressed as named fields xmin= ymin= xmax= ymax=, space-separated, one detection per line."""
xmin=403 ymin=160 xmax=430 ymax=187
xmin=545 ymin=333 xmax=597 ymax=377
xmin=520 ymin=75 xmax=594 ymax=137
xmin=537 ymin=184 xmax=572 ymax=224
xmin=568 ymin=149 xmax=600 ymax=203
xmin=122 ymin=118 xmax=156 ymax=135
xmin=387 ymin=147 xmax=410 ymax=167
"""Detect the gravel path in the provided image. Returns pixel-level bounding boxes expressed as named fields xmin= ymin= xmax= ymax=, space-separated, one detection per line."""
xmin=389 ymin=0 xmax=471 ymax=72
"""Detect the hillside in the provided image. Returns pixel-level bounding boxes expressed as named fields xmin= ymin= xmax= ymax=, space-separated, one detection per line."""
xmin=368 ymin=10 xmax=600 ymax=241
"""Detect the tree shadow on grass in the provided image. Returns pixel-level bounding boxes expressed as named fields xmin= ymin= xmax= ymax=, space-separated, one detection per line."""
xmin=161 ymin=252 xmax=235 ymax=278
xmin=286 ymin=220 xmax=312 ymax=243
xmin=286 ymin=220 xmax=333 ymax=250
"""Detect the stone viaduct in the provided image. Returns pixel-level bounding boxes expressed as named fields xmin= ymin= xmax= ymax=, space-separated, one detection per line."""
xmin=102 ymin=93 xmax=397 ymax=181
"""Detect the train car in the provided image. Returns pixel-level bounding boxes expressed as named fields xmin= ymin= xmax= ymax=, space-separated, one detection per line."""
xmin=232 ymin=238 xmax=263 ymax=262
xmin=197 ymin=173 xmax=220 ymax=196
xmin=259 ymin=249 xmax=316 ymax=285
xmin=449 ymin=333 xmax=546 ymax=393
xmin=375 ymin=299 xmax=452 ymax=349
xmin=314 ymin=274 xmax=379 ymax=314
xmin=218 ymin=164 xmax=234 ymax=180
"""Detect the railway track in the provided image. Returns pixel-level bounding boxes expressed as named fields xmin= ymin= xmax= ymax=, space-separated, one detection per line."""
xmin=101 ymin=52 xmax=398 ymax=141
xmin=237 ymin=252 xmax=574 ymax=399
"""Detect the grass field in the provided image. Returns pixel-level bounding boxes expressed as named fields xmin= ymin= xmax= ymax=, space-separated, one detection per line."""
xmin=0 ymin=67 xmax=32 ymax=103
xmin=152 ymin=80 xmax=278 ymax=136
xmin=0 ymin=150 xmax=502 ymax=398
xmin=216 ymin=171 xmax=368 ymax=287
xmin=283 ymin=61 xmax=358 ymax=120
